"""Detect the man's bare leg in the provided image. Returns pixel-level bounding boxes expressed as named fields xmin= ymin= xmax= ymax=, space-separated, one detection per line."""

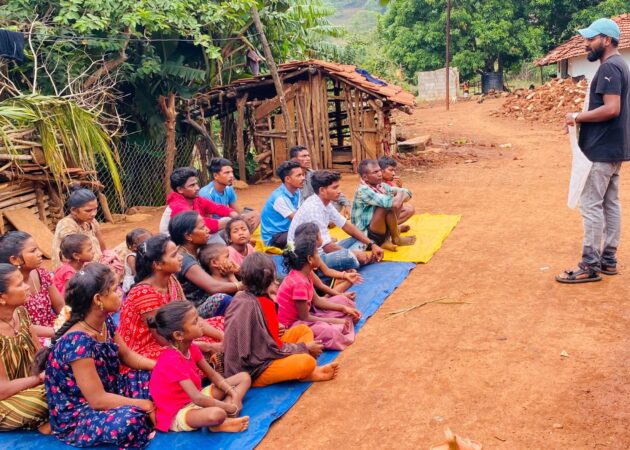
xmin=387 ymin=208 xmax=415 ymax=247
xmin=397 ymin=204 xmax=415 ymax=233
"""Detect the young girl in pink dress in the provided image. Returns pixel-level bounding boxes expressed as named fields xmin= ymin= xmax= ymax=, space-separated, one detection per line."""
xmin=276 ymin=235 xmax=361 ymax=351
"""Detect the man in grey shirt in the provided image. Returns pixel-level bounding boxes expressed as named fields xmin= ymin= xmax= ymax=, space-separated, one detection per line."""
xmin=290 ymin=145 xmax=351 ymax=218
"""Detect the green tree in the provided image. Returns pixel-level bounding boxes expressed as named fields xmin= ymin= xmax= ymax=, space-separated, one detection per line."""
xmin=381 ymin=0 xmax=544 ymax=80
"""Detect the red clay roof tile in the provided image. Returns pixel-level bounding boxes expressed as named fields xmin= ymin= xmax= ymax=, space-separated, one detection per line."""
xmin=536 ymin=13 xmax=630 ymax=66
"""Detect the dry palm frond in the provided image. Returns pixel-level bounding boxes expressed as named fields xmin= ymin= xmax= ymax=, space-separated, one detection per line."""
xmin=0 ymin=95 xmax=122 ymax=199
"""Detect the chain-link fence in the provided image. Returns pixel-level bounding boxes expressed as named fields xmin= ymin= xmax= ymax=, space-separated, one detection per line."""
xmin=98 ymin=136 xmax=204 ymax=215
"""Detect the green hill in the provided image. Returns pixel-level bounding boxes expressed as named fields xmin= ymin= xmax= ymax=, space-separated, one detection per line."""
xmin=327 ymin=0 xmax=384 ymax=29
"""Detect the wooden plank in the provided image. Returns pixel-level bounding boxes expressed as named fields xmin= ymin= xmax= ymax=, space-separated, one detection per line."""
xmin=254 ymin=131 xmax=288 ymax=138
xmin=363 ymin=109 xmax=378 ymax=160
xmin=3 ymin=208 xmax=54 ymax=259
xmin=253 ymin=84 xmax=299 ymax=120
xmin=271 ymin=113 xmax=288 ymax=171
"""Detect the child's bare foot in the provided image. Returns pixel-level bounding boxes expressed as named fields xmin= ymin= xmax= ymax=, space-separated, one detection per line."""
xmin=304 ymin=362 xmax=339 ymax=382
xmin=210 ymin=416 xmax=249 ymax=433
xmin=381 ymin=240 xmax=398 ymax=252
xmin=38 ymin=422 xmax=51 ymax=435
xmin=393 ymin=235 xmax=416 ymax=246
xmin=399 ymin=224 xmax=411 ymax=233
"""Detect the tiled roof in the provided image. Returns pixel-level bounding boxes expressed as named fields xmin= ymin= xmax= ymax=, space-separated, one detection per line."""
xmin=204 ymin=59 xmax=415 ymax=107
xmin=535 ymin=13 xmax=630 ymax=66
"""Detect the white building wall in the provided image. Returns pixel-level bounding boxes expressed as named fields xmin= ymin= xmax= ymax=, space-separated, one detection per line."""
xmin=563 ymin=48 xmax=630 ymax=81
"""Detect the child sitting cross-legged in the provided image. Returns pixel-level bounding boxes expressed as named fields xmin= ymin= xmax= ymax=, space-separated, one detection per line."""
xmin=277 ymin=235 xmax=361 ymax=351
xmin=122 ymin=228 xmax=152 ymax=294
xmin=148 ymin=301 xmax=250 ymax=433
xmin=199 ymin=244 xmax=244 ymax=295
xmin=224 ymin=252 xmax=339 ymax=386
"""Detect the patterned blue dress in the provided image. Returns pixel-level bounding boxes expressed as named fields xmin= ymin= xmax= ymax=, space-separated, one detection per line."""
xmin=45 ymin=317 xmax=153 ymax=448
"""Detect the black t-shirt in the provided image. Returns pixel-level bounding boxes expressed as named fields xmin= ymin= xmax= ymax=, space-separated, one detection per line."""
xmin=579 ymin=54 xmax=630 ymax=162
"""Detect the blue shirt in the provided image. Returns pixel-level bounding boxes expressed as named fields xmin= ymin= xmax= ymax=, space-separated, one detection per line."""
xmin=260 ymin=184 xmax=301 ymax=245
xmin=199 ymin=181 xmax=237 ymax=218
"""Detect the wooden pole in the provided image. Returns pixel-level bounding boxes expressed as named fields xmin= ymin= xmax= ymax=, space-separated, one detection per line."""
xmin=250 ymin=6 xmax=295 ymax=148
xmin=236 ymin=93 xmax=249 ymax=182
xmin=445 ymin=0 xmax=451 ymax=110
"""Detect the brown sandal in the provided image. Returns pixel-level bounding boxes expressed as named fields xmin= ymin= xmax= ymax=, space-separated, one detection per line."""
xmin=429 ymin=427 xmax=482 ymax=450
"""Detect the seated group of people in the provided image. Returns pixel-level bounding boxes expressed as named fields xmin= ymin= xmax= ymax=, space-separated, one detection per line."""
xmin=0 ymin=148 xmax=415 ymax=448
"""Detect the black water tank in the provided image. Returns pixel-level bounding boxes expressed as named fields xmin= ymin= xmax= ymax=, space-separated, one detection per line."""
xmin=481 ymin=72 xmax=503 ymax=93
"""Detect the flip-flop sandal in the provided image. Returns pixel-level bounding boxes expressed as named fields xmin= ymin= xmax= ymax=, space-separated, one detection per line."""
xmin=601 ymin=265 xmax=618 ymax=275
xmin=555 ymin=266 xmax=602 ymax=284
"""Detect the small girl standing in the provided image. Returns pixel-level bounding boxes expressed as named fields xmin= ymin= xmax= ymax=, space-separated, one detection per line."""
xmin=122 ymin=228 xmax=152 ymax=294
xmin=53 ymin=234 xmax=94 ymax=296
xmin=224 ymin=217 xmax=255 ymax=266
xmin=149 ymin=301 xmax=250 ymax=433
xmin=277 ymin=235 xmax=361 ymax=351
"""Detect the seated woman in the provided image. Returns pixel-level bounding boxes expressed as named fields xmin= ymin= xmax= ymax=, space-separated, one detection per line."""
xmin=117 ymin=234 xmax=223 ymax=369
xmin=51 ymin=186 xmax=122 ymax=274
xmin=0 ymin=263 xmax=49 ymax=432
xmin=149 ymin=301 xmax=250 ymax=433
xmin=32 ymin=263 xmax=156 ymax=448
xmin=169 ymin=211 xmax=239 ymax=319
xmin=0 ymin=231 xmax=64 ymax=339
xmin=224 ymin=253 xmax=339 ymax=386
xmin=277 ymin=235 xmax=360 ymax=351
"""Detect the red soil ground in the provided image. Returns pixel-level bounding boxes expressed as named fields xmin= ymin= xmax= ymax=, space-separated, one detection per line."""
xmin=101 ymin=98 xmax=630 ymax=449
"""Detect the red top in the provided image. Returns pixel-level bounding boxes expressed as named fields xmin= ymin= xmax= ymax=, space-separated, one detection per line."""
xmin=257 ymin=296 xmax=282 ymax=347
xmin=149 ymin=344 xmax=204 ymax=432
xmin=52 ymin=263 xmax=76 ymax=297
xmin=384 ymin=180 xmax=396 ymax=187
xmin=166 ymin=192 xmax=233 ymax=233
xmin=116 ymin=276 xmax=184 ymax=373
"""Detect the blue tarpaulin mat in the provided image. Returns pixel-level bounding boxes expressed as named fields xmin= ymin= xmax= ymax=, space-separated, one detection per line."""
xmin=1 ymin=260 xmax=415 ymax=450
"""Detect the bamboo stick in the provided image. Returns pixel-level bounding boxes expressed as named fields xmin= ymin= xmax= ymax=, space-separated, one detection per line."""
xmin=0 ymin=153 xmax=33 ymax=161
xmin=236 ymin=93 xmax=249 ymax=182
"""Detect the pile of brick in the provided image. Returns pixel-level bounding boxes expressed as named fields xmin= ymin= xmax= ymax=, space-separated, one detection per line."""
xmin=492 ymin=78 xmax=587 ymax=122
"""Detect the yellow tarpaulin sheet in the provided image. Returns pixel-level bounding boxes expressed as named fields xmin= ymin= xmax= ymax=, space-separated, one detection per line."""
xmin=328 ymin=213 xmax=461 ymax=263
xmin=251 ymin=214 xmax=461 ymax=263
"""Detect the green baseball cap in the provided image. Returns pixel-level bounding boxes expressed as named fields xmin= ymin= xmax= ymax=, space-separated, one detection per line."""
xmin=578 ymin=18 xmax=621 ymax=40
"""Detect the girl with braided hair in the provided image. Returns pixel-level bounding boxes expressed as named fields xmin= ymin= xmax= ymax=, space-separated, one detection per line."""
xmin=32 ymin=263 xmax=156 ymax=448
xmin=0 ymin=263 xmax=49 ymax=432
xmin=276 ymin=235 xmax=360 ymax=351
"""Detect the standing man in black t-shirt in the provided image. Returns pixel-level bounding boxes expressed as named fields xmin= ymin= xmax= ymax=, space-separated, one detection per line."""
xmin=557 ymin=18 xmax=630 ymax=284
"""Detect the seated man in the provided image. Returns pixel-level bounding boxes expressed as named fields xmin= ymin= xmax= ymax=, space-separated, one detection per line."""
xmin=166 ymin=167 xmax=239 ymax=242
xmin=291 ymin=145 xmax=352 ymax=218
xmin=260 ymin=160 xmax=304 ymax=249
xmin=351 ymin=160 xmax=416 ymax=251
xmin=200 ymin=158 xmax=261 ymax=231
xmin=287 ymin=170 xmax=384 ymax=271
xmin=378 ymin=156 xmax=402 ymax=187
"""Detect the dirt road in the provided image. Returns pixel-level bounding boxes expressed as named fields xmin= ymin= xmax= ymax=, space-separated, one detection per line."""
xmin=102 ymin=99 xmax=630 ymax=449
xmin=257 ymin=99 xmax=630 ymax=449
